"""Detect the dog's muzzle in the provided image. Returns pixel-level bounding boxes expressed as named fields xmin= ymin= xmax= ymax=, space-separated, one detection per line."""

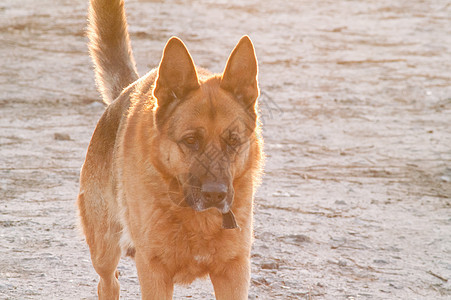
xmin=168 ymin=175 xmax=238 ymax=229
xmin=201 ymin=182 xmax=228 ymax=209
xmin=201 ymin=182 xmax=238 ymax=229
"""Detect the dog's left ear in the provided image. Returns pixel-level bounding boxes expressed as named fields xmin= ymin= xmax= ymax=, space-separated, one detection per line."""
xmin=154 ymin=37 xmax=200 ymax=106
xmin=220 ymin=36 xmax=259 ymax=110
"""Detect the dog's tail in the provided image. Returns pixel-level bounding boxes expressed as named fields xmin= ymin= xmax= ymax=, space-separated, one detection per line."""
xmin=87 ymin=0 xmax=139 ymax=104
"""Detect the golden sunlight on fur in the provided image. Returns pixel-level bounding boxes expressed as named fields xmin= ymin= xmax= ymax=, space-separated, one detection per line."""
xmin=77 ymin=0 xmax=263 ymax=299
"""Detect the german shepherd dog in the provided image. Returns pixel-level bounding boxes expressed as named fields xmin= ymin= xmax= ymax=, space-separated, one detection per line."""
xmin=77 ymin=0 xmax=263 ymax=299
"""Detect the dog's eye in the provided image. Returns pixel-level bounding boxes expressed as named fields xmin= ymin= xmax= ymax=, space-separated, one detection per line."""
xmin=183 ymin=135 xmax=200 ymax=150
xmin=185 ymin=136 xmax=197 ymax=145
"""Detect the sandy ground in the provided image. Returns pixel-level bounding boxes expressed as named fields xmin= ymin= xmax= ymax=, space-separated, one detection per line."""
xmin=1 ymin=0 xmax=451 ymax=299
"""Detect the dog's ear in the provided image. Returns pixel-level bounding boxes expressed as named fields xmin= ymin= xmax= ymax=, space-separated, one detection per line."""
xmin=220 ymin=36 xmax=259 ymax=110
xmin=154 ymin=37 xmax=200 ymax=106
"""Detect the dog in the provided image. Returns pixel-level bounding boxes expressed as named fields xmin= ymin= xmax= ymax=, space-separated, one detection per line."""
xmin=77 ymin=0 xmax=263 ymax=299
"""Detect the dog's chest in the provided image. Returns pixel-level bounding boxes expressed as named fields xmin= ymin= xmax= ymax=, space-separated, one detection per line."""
xmin=172 ymin=251 xmax=213 ymax=284
xmin=186 ymin=246 xmax=214 ymax=268
xmin=170 ymin=233 xmax=219 ymax=283
xmin=193 ymin=254 xmax=211 ymax=264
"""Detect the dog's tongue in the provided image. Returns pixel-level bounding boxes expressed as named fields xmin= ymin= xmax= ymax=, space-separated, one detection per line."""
xmin=222 ymin=210 xmax=238 ymax=229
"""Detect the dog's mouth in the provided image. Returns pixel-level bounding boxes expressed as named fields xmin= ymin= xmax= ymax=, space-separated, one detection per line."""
xmin=184 ymin=186 xmax=238 ymax=229
xmin=168 ymin=175 xmax=238 ymax=229
xmin=184 ymin=189 xmax=238 ymax=229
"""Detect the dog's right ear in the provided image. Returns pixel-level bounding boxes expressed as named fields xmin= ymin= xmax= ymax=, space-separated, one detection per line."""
xmin=153 ymin=37 xmax=200 ymax=107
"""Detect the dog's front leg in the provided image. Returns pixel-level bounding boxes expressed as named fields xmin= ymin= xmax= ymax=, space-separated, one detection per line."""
xmin=210 ymin=256 xmax=250 ymax=300
xmin=135 ymin=250 xmax=173 ymax=300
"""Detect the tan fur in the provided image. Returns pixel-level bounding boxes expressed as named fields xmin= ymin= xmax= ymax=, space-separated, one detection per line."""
xmin=87 ymin=0 xmax=138 ymax=103
xmin=78 ymin=1 xmax=263 ymax=299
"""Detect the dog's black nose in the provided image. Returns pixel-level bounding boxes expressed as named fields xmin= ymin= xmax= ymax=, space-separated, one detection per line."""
xmin=201 ymin=182 xmax=227 ymax=205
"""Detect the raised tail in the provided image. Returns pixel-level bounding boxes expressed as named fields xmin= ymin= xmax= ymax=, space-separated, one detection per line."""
xmin=87 ymin=0 xmax=139 ymax=104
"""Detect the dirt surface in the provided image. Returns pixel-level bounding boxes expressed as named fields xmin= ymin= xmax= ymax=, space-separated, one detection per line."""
xmin=1 ymin=0 xmax=450 ymax=299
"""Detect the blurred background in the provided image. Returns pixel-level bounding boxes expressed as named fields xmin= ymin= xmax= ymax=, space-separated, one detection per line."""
xmin=1 ymin=0 xmax=450 ymax=299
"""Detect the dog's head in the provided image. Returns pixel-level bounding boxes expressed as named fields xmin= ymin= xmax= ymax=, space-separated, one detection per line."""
xmin=152 ymin=36 xmax=260 ymax=215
